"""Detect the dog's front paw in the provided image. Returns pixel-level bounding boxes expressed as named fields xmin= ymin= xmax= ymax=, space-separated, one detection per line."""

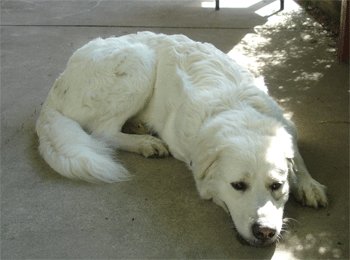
xmin=292 ymin=177 xmax=328 ymax=208
xmin=139 ymin=136 xmax=169 ymax=158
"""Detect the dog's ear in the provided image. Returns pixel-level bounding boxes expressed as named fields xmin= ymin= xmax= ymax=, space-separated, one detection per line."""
xmin=287 ymin=157 xmax=299 ymax=190
xmin=279 ymin=127 xmax=298 ymax=186
xmin=195 ymin=153 xmax=218 ymax=181
xmin=192 ymin=148 xmax=221 ymax=200
xmin=275 ymin=126 xmax=295 ymax=159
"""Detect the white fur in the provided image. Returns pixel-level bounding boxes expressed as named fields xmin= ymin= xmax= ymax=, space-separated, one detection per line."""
xmin=36 ymin=32 xmax=327 ymax=246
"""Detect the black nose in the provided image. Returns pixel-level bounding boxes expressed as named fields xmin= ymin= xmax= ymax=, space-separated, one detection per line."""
xmin=252 ymin=223 xmax=276 ymax=241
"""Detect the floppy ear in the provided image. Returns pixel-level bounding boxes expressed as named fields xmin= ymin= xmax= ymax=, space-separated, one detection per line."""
xmin=266 ymin=126 xmax=295 ymax=170
xmin=276 ymin=126 xmax=295 ymax=159
xmin=192 ymin=149 xmax=220 ymax=200
xmin=287 ymin=157 xmax=298 ymax=188
xmin=277 ymin=127 xmax=299 ymax=186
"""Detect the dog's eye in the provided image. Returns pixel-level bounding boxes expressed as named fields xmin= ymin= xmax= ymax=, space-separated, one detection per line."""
xmin=231 ymin=181 xmax=248 ymax=191
xmin=270 ymin=182 xmax=282 ymax=191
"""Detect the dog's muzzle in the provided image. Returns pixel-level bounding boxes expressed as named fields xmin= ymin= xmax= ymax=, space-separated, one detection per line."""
xmin=252 ymin=222 xmax=277 ymax=245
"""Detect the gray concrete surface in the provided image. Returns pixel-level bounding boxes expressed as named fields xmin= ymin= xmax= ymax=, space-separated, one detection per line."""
xmin=1 ymin=0 xmax=349 ymax=259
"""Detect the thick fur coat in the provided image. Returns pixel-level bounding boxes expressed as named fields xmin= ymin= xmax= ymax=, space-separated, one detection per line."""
xmin=36 ymin=32 xmax=327 ymax=246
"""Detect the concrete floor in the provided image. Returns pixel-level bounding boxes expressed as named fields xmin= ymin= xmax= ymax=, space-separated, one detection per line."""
xmin=1 ymin=0 xmax=349 ymax=259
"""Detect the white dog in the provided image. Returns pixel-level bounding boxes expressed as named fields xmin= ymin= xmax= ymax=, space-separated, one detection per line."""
xmin=36 ymin=32 xmax=327 ymax=246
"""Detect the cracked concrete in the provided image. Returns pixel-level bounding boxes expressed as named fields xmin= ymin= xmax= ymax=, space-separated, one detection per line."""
xmin=1 ymin=0 xmax=349 ymax=259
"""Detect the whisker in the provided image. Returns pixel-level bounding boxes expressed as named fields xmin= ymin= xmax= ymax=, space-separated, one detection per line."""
xmin=276 ymin=232 xmax=284 ymax=244
xmin=283 ymin=217 xmax=299 ymax=225
xmin=282 ymin=217 xmax=299 ymax=230
xmin=276 ymin=217 xmax=300 ymax=245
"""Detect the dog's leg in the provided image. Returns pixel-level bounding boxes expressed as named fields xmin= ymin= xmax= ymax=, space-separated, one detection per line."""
xmin=90 ymin=112 xmax=169 ymax=158
xmin=93 ymin=126 xmax=169 ymax=158
xmin=112 ymin=132 xmax=169 ymax=158
xmin=289 ymin=148 xmax=328 ymax=208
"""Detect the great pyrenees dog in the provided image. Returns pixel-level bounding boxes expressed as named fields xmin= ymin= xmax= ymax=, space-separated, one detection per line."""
xmin=36 ymin=32 xmax=327 ymax=246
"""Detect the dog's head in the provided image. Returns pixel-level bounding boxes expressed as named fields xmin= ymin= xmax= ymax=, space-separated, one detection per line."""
xmin=193 ymin=126 xmax=294 ymax=246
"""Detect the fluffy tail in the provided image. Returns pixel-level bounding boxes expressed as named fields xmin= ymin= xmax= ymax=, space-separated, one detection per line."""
xmin=36 ymin=108 xmax=130 ymax=183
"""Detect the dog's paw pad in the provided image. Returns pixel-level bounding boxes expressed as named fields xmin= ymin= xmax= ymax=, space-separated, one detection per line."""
xmin=293 ymin=177 xmax=328 ymax=208
xmin=139 ymin=136 xmax=169 ymax=158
